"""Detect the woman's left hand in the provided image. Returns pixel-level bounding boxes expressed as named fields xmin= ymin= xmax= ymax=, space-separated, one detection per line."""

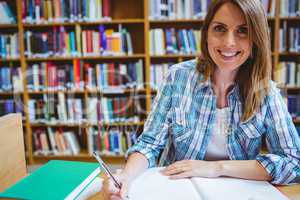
xmin=160 ymin=160 xmax=222 ymax=179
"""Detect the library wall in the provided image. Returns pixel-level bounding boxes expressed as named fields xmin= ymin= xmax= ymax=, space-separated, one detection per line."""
xmin=0 ymin=0 xmax=299 ymax=165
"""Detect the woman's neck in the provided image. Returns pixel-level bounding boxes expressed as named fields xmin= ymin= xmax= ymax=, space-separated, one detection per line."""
xmin=212 ymin=68 xmax=238 ymax=108
xmin=212 ymin=68 xmax=238 ymax=93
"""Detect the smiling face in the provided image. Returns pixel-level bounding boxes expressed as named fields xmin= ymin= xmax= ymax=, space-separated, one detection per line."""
xmin=207 ymin=2 xmax=251 ymax=73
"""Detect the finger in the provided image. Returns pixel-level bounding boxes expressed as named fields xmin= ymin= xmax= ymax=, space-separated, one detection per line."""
xmin=108 ymin=179 xmax=120 ymax=194
xmin=162 ymin=160 xmax=189 ymax=171
xmin=161 ymin=164 xmax=180 ymax=172
xmin=120 ymin=181 xmax=130 ymax=199
xmin=169 ymin=171 xmax=192 ymax=179
xmin=163 ymin=165 xmax=187 ymax=175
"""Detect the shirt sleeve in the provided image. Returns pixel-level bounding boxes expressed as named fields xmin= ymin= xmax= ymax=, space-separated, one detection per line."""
xmin=256 ymin=86 xmax=300 ymax=185
xmin=125 ymin=67 xmax=175 ymax=168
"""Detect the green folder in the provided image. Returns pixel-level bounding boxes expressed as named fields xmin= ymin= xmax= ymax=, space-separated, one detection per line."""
xmin=0 ymin=160 xmax=100 ymax=200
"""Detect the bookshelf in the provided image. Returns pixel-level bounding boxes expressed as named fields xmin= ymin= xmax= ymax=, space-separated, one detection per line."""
xmin=0 ymin=0 xmax=298 ymax=165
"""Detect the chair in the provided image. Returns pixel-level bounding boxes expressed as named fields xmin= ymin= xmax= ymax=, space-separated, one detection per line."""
xmin=0 ymin=113 xmax=27 ymax=192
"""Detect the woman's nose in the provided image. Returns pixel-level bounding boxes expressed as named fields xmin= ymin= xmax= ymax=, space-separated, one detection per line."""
xmin=223 ymin=32 xmax=236 ymax=47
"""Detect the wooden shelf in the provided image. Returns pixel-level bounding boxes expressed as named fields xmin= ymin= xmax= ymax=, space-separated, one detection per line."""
xmin=27 ymin=88 xmax=147 ymax=95
xmin=80 ymin=54 xmax=145 ymax=60
xmin=26 ymin=88 xmax=146 ymax=96
xmin=150 ymin=19 xmax=203 ymax=24
xmin=78 ymin=19 xmax=145 ymax=25
xmin=285 ymin=87 xmax=300 ymax=91
xmin=0 ymin=58 xmax=20 ymax=62
xmin=280 ymin=17 xmax=300 ymax=21
xmin=151 ymin=54 xmax=198 ymax=59
xmin=32 ymin=153 xmax=125 ymax=164
xmin=28 ymin=90 xmax=85 ymax=95
xmin=30 ymin=121 xmax=145 ymax=127
xmin=276 ymin=85 xmax=300 ymax=92
xmin=293 ymin=119 xmax=300 ymax=124
xmin=149 ymin=17 xmax=275 ymax=24
xmin=279 ymin=52 xmax=300 ymax=56
xmin=87 ymin=88 xmax=147 ymax=94
xmin=25 ymin=54 xmax=145 ymax=61
xmin=286 ymin=86 xmax=300 ymax=90
xmin=23 ymin=19 xmax=145 ymax=27
xmin=23 ymin=22 xmax=76 ymax=27
xmin=0 ymin=24 xmax=18 ymax=28
xmin=31 ymin=123 xmax=86 ymax=128
xmin=0 ymin=91 xmax=23 ymax=96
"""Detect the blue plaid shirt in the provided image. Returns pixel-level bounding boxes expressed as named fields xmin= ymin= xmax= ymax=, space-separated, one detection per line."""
xmin=126 ymin=59 xmax=300 ymax=185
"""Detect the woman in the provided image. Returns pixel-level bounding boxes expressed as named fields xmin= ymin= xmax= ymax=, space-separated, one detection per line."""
xmin=110 ymin=0 xmax=300 ymax=199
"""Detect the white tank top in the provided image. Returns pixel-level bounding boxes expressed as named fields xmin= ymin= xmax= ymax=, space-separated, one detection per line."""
xmin=204 ymin=107 xmax=230 ymax=161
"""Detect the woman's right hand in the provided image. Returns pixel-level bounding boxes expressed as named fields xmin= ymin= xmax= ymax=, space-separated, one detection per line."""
xmin=108 ymin=171 xmax=132 ymax=200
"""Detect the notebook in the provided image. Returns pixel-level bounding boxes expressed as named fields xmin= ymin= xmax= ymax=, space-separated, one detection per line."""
xmin=0 ymin=160 xmax=102 ymax=200
xmin=128 ymin=167 xmax=289 ymax=200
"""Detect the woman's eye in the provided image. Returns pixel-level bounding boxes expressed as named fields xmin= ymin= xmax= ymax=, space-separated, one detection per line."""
xmin=214 ymin=25 xmax=226 ymax=32
xmin=237 ymin=27 xmax=248 ymax=35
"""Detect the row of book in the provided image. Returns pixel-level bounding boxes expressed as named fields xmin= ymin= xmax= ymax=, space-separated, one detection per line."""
xmin=287 ymin=94 xmax=300 ymax=120
xmin=28 ymin=94 xmax=144 ymax=124
xmin=0 ymin=33 xmax=19 ymax=59
xmin=33 ymin=128 xmax=81 ymax=155
xmin=0 ymin=2 xmax=16 ymax=24
xmin=0 ymin=99 xmax=23 ymax=117
xmin=23 ymin=0 xmax=111 ymax=24
xmin=149 ymin=0 xmax=210 ymax=20
xmin=150 ymin=63 xmax=173 ymax=90
xmin=150 ymin=28 xmax=201 ymax=55
xmin=280 ymin=0 xmax=300 ymax=17
xmin=84 ymin=60 xmax=144 ymax=91
xmin=148 ymin=0 xmax=274 ymax=20
xmin=80 ymin=26 xmax=133 ymax=56
xmin=87 ymin=127 xmax=138 ymax=156
xmin=28 ymin=61 xmax=84 ymax=91
xmin=26 ymin=60 xmax=144 ymax=92
xmin=86 ymin=96 xmax=144 ymax=124
xmin=24 ymin=25 xmax=133 ymax=58
xmin=28 ymin=95 xmax=84 ymax=124
xmin=279 ymin=24 xmax=300 ymax=52
xmin=0 ymin=67 xmax=23 ymax=92
xmin=287 ymin=27 xmax=300 ymax=53
xmin=274 ymin=62 xmax=300 ymax=87
xmin=261 ymin=0 xmax=275 ymax=17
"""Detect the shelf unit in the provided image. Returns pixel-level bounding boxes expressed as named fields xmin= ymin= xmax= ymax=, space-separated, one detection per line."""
xmin=0 ymin=0 xmax=298 ymax=164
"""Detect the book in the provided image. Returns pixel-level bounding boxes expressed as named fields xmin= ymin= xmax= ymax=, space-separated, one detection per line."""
xmin=128 ymin=167 xmax=289 ymax=200
xmin=0 ymin=160 xmax=101 ymax=200
xmin=0 ymin=2 xmax=16 ymax=24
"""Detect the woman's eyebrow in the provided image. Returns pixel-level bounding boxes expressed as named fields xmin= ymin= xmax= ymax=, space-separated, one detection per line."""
xmin=211 ymin=21 xmax=247 ymax=28
xmin=237 ymin=24 xmax=247 ymax=28
xmin=211 ymin=21 xmax=227 ymax=26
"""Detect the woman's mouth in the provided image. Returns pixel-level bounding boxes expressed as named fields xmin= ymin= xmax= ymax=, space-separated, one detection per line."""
xmin=217 ymin=50 xmax=241 ymax=61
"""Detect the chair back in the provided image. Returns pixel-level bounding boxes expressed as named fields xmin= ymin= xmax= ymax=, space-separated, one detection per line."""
xmin=0 ymin=113 xmax=27 ymax=192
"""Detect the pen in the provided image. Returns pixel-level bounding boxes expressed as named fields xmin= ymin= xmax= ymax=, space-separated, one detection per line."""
xmin=92 ymin=151 xmax=122 ymax=189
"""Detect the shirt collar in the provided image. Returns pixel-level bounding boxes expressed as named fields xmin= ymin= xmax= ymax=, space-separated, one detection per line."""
xmin=197 ymin=75 xmax=240 ymax=101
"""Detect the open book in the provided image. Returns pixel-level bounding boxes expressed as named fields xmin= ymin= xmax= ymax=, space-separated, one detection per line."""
xmin=129 ymin=167 xmax=288 ymax=200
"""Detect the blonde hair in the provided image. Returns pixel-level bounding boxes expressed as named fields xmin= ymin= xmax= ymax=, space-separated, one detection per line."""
xmin=197 ymin=0 xmax=272 ymax=122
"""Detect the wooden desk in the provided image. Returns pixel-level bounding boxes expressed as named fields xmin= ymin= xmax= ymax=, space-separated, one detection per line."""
xmin=89 ymin=175 xmax=300 ymax=200
xmin=276 ymin=185 xmax=300 ymax=200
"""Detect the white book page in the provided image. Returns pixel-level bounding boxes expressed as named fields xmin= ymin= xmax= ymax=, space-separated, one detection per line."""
xmin=76 ymin=177 xmax=103 ymax=200
xmin=129 ymin=167 xmax=202 ymax=200
xmin=191 ymin=177 xmax=289 ymax=200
